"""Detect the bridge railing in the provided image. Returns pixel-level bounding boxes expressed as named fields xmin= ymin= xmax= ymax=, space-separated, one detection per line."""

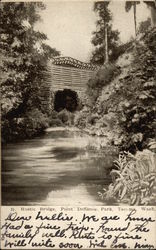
xmin=51 ymin=56 xmax=98 ymax=71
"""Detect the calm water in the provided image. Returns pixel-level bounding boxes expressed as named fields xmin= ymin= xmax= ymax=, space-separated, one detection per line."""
xmin=2 ymin=127 xmax=117 ymax=205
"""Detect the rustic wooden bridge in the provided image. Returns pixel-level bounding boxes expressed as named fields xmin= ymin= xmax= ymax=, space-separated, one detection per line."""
xmin=46 ymin=56 xmax=97 ymax=91
xmin=40 ymin=56 xmax=97 ymax=112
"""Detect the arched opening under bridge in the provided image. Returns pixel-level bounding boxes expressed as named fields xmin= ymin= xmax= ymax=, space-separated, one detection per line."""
xmin=54 ymin=89 xmax=78 ymax=112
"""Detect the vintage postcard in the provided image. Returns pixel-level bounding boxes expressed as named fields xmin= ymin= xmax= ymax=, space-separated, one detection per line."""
xmin=1 ymin=0 xmax=156 ymax=249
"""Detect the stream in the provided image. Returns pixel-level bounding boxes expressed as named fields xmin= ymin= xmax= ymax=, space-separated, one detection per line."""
xmin=2 ymin=127 xmax=117 ymax=206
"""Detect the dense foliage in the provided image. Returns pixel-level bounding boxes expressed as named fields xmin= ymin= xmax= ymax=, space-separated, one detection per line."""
xmin=0 ymin=2 xmax=60 ymax=142
xmin=119 ymin=28 xmax=156 ymax=152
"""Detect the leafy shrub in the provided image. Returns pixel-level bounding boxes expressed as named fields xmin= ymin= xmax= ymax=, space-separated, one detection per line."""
xmin=48 ymin=109 xmax=75 ymax=127
xmin=57 ymin=109 xmax=70 ymax=123
xmin=87 ymin=114 xmax=99 ymax=125
xmin=23 ymin=109 xmax=49 ymax=137
xmin=148 ymin=140 xmax=156 ymax=153
xmin=49 ymin=118 xmax=63 ymax=127
xmin=74 ymin=110 xmax=88 ymax=128
xmin=99 ymin=149 xmax=156 ymax=205
xmin=2 ymin=108 xmax=49 ymax=142
xmin=86 ymin=63 xmax=120 ymax=106
xmin=57 ymin=109 xmax=74 ymax=126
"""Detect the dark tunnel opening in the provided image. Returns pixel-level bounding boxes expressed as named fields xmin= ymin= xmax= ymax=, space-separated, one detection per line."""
xmin=54 ymin=89 xmax=78 ymax=112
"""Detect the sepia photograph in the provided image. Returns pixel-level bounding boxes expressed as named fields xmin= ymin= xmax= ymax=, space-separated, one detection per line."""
xmin=1 ymin=0 xmax=156 ymax=207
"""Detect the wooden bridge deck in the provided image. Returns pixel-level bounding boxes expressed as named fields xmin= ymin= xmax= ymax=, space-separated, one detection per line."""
xmin=47 ymin=64 xmax=95 ymax=92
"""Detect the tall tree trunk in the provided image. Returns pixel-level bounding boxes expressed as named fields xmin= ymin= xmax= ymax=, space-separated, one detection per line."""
xmin=133 ymin=2 xmax=137 ymax=36
xmin=151 ymin=6 xmax=156 ymax=26
xmin=104 ymin=24 xmax=108 ymax=64
xmin=144 ymin=1 xmax=156 ymax=27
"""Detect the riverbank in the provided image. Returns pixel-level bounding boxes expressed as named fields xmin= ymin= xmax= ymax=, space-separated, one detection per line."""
xmin=74 ymin=28 xmax=156 ymax=153
xmin=46 ymin=126 xmax=119 ymax=153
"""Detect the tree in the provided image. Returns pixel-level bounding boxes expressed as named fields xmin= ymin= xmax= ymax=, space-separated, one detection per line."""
xmin=125 ymin=1 xmax=140 ymax=36
xmin=91 ymin=1 xmax=120 ymax=65
xmin=0 ymin=2 xmax=60 ymax=141
xmin=144 ymin=1 xmax=156 ymax=27
xmin=0 ymin=2 xmax=59 ymax=117
xmin=138 ymin=17 xmax=152 ymax=34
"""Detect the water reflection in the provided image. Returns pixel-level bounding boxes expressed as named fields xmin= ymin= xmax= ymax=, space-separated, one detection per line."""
xmin=2 ymin=128 xmax=117 ymax=205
